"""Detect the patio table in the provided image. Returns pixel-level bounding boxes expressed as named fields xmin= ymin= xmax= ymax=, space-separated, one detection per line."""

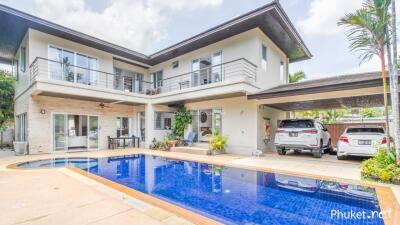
xmin=109 ymin=136 xmax=140 ymax=149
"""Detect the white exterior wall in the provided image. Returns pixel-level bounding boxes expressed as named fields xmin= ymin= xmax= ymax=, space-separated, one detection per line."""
xmin=14 ymin=27 xmax=289 ymax=155
xmin=15 ymin=32 xmax=30 ymax=96
xmin=185 ymin=96 xmax=285 ymax=155
xmin=150 ymin=28 xmax=288 ymax=91
xmin=27 ymin=95 xmax=140 ymax=154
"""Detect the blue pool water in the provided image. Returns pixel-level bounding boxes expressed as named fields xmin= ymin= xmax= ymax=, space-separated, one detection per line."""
xmin=17 ymin=155 xmax=384 ymax=225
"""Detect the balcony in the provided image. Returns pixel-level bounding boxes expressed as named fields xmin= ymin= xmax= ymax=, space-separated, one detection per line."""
xmin=29 ymin=57 xmax=152 ymax=95
xmin=156 ymin=58 xmax=257 ymax=94
xmin=29 ymin=57 xmax=257 ymax=98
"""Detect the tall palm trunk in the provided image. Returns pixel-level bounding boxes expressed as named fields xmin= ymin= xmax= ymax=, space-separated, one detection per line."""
xmin=391 ymin=0 xmax=399 ymax=161
xmin=380 ymin=48 xmax=391 ymax=149
xmin=387 ymin=40 xmax=398 ymax=152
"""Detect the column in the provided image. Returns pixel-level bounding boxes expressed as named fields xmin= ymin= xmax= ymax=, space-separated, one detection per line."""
xmin=144 ymin=103 xmax=155 ymax=149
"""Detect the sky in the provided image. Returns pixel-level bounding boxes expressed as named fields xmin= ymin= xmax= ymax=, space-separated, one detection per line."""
xmin=0 ymin=0 xmax=399 ymax=80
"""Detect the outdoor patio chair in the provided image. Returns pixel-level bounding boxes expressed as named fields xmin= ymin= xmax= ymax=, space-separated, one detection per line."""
xmin=107 ymin=136 xmax=117 ymax=149
xmin=182 ymin=132 xmax=197 ymax=146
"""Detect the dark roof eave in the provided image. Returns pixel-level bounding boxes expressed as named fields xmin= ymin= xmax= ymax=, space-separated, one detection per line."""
xmin=0 ymin=1 xmax=311 ymax=65
xmin=248 ymin=74 xmax=389 ymax=100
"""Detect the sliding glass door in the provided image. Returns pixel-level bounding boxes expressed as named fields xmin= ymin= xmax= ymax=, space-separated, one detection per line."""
xmin=88 ymin=116 xmax=99 ymax=149
xmin=53 ymin=113 xmax=99 ymax=152
xmin=53 ymin=114 xmax=67 ymax=151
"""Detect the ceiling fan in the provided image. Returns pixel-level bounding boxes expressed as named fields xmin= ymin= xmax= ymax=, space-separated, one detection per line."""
xmin=99 ymin=102 xmax=111 ymax=109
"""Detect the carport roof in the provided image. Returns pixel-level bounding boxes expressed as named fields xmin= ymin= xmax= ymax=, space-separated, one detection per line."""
xmin=248 ymin=71 xmax=383 ymax=99
xmin=247 ymin=71 xmax=399 ymax=111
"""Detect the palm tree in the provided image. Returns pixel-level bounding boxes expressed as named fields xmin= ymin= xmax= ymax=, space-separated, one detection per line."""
xmin=389 ymin=0 xmax=399 ymax=162
xmin=289 ymin=71 xmax=306 ymax=83
xmin=338 ymin=0 xmax=392 ymax=148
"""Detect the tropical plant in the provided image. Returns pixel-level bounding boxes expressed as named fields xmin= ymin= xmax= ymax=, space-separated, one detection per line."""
xmin=360 ymin=107 xmax=384 ymax=117
xmin=172 ymin=106 xmax=192 ymax=138
xmin=361 ymin=146 xmax=400 ymax=183
xmin=209 ymin=134 xmax=227 ymax=153
xmin=338 ymin=0 xmax=392 ymax=149
xmin=0 ymin=70 xmax=15 ymax=149
xmin=289 ymin=71 xmax=306 ymax=83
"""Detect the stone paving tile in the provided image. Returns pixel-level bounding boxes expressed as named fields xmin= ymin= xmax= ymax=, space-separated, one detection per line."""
xmin=1 ymin=148 xmax=399 ymax=225
xmin=89 ymin=209 xmax=165 ymax=225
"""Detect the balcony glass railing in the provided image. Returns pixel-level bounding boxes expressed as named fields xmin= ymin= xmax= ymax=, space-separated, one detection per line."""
xmin=29 ymin=57 xmax=257 ymax=95
xmin=29 ymin=57 xmax=152 ymax=94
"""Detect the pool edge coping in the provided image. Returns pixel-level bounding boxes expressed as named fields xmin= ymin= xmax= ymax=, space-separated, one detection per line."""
xmin=6 ymin=150 xmax=400 ymax=224
xmin=67 ymin=166 xmax=223 ymax=225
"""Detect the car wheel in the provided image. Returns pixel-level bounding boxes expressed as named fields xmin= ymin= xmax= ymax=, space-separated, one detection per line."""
xmin=337 ymin=155 xmax=346 ymax=160
xmin=277 ymin=148 xmax=286 ymax=155
xmin=313 ymin=140 xmax=323 ymax=158
xmin=326 ymin=139 xmax=336 ymax=155
xmin=294 ymin=150 xmax=301 ymax=154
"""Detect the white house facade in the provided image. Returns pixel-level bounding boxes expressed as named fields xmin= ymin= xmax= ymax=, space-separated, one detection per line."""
xmin=1 ymin=2 xmax=313 ymax=155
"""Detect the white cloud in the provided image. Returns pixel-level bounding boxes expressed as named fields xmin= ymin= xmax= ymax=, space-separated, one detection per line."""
xmin=33 ymin=0 xmax=223 ymax=54
xmin=298 ymin=0 xmax=362 ymax=35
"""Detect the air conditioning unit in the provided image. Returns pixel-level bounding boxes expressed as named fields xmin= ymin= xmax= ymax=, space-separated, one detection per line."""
xmin=13 ymin=141 xmax=28 ymax=155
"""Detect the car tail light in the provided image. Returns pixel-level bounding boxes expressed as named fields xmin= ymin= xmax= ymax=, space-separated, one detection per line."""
xmin=381 ymin=137 xmax=394 ymax=144
xmin=339 ymin=136 xmax=349 ymax=143
xmin=302 ymin=129 xmax=318 ymax=134
xmin=275 ymin=129 xmax=285 ymax=133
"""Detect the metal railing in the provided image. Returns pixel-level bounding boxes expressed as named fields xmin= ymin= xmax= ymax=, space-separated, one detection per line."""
xmin=29 ymin=57 xmax=257 ymax=95
xmin=29 ymin=57 xmax=152 ymax=94
xmin=155 ymin=58 xmax=257 ymax=93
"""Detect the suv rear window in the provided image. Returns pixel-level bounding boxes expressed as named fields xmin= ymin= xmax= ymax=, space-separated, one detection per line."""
xmin=279 ymin=120 xmax=314 ymax=128
xmin=346 ymin=128 xmax=384 ymax=133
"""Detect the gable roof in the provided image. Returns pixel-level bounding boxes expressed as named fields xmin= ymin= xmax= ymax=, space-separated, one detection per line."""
xmin=0 ymin=1 xmax=311 ymax=66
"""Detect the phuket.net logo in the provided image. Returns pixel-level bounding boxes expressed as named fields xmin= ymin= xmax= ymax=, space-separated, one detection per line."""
xmin=330 ymin=208 xmax=392 ymax=220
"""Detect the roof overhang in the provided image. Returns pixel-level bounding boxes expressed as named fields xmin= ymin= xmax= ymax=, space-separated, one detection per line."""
xmin=248 ymin=72 xmax=398 ymax=111
xmin=0 ymin=1 xmax=311 ymax=66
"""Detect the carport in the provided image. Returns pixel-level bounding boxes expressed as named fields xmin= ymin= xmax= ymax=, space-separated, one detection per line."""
xmin=248 ymin=71 xmax=392 ymax=111
xmin=248 ymin=71 xmax=397 ymax=152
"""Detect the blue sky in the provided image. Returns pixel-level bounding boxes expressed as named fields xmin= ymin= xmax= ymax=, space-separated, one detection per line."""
xmin=0 ymin=0 xmax=398 ymax=80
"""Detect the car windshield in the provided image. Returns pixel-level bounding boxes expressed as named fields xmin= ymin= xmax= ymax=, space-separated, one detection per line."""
xmin=279 ymin=120 xmax=314 ymax=128
xmin=346 ymin=128 xmax=384 ymax=133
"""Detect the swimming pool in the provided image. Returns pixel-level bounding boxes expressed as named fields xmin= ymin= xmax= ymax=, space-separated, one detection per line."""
xmin=16 ymin=155 xmax=384 ymax=225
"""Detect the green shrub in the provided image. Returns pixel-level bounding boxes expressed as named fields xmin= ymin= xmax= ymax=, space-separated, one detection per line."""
xmin=172 ymin=107 xmax=192 ymax=138
xmin=210 ymin=134 xmax=227 ymax=153
xmin=361 ymin=147 xmax=400 ymax=184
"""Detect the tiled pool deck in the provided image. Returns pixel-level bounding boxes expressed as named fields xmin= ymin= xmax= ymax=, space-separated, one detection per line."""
xmin=1 ymin=148 xmax=400 ymax=225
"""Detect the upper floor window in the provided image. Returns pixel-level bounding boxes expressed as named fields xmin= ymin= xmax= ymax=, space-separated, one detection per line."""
xmin=280 ymin=60 xmax=285 ymax=82
xmin=153 ymin=70 xmax=163 ymax=88
xmin=20 ymin=47 xmax=26 ymax=72
xmin=261 ymin=44 xmax=267 ymax=71
xmin=48 ymin=46 xmax=97 ymax=83
xmin=114 ymin=68 xmax=145 ymax=93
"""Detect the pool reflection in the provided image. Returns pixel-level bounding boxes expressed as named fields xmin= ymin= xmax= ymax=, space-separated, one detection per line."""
xmin=87 ymin=154 xmax=382 ymax=225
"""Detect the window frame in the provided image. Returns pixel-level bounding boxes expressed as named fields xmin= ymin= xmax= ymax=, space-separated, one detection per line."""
xmin=154 ymin=111 xmax=174 ymax=130
xmin=153 ymin=70 xmax=163 ymax=88
xmin=261 ymin=44 xmax=267 ymax=71
xmin=20 ymin=46 xmax=26 ymax=72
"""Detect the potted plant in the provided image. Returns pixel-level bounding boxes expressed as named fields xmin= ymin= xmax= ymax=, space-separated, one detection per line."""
xmin=209 ymin=134 xmax=227 ymax=155
xmin=166 ymin=133 xmax=179 ymax=148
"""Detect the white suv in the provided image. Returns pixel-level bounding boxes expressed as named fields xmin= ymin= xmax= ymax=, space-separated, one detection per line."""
xmin=337 ymin=125 xmax=389 ymax=160
xmin=274 ymin=119 xmax=332 ymax=158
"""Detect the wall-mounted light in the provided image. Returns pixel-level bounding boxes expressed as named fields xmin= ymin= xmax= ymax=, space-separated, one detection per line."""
xmin=40 ymin=109 xmax=46 ymax=114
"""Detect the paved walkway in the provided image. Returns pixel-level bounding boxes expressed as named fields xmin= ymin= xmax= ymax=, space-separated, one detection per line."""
xmin=0 ymin=149 xmax=399 ymax=225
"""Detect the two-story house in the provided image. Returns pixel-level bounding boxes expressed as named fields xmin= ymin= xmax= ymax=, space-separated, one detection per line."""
xmin=0 ymin=1 xmax=311 ymax=155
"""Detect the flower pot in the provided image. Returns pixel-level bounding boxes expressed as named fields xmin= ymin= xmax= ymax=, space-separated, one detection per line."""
xmin=168 ymin=140 xmax=178 ymax=147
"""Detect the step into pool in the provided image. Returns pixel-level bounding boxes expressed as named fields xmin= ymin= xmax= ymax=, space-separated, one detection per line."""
xmin=17 ymin=155 xmax=384 ymax=225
